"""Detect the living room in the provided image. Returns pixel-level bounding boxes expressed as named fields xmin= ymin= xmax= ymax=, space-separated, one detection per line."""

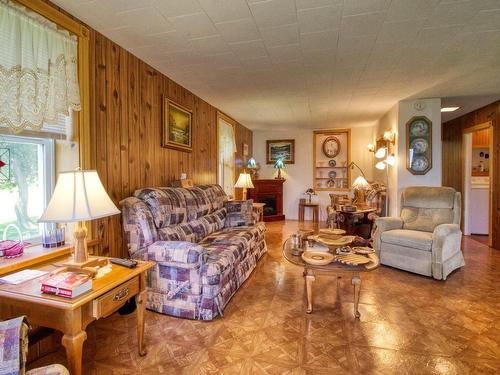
xmin=1 ymin=0 xmax=499 ymax=374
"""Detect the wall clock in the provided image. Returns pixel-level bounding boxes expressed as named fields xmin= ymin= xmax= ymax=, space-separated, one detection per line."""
xmin=322 ymin=136 xmax=341 ymax=158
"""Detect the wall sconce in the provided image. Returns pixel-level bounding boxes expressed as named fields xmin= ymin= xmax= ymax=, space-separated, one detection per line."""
xmin=369 ymin=130 xmax=396 ymax=158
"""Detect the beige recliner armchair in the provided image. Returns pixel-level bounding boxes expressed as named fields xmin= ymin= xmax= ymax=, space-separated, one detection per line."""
xmin=374 ymin=186 xmax=465 ymax=280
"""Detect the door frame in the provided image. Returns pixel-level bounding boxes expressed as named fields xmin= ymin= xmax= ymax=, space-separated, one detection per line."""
xmin=462 ymin=121 xmax=493 ymax=246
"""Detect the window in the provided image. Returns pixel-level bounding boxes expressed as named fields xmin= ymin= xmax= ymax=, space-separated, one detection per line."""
xmin=0 ymin=135 xmax=54 ymax=242
xmin=218 ymin=116 xmax=236 ymax=197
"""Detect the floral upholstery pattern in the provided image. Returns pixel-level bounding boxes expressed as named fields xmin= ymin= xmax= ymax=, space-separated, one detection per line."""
xmin=0 ymin=317 xmax=68 ymax=375
xmin=121 ymin=184 xmax=267 ymax=320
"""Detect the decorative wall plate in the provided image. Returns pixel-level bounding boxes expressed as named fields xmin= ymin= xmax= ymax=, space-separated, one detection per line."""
xmin=328 ymin=170 xmax=337 ymax=178
xmin=328 ymin=159 xmax=336 ymax=167
xmin=302 ymin=251 xmax=334 ymax=266
xmin=409 ymin=138 xmax=428 ymax=154
xmin=322 ymin=136 xmax=341 ymax=158
xmin=411 ymin=156 xmax=429 ymax=172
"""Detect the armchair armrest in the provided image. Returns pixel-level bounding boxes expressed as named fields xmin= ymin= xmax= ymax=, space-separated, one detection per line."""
xmin=224 ymin=200 xmax=255 ymax=227
xmin=147 ymin=241 xmax=206 ymax=268
xmin=373 ymin=217 xmax=403 ymax=254
xmin=431 ymin=224 xmax=463 ymax=279
xmin=374 ymin=217 xmax=404 ymax=232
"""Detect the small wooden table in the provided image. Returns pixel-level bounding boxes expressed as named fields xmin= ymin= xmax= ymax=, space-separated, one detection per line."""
xmin=0 ymin=256 xmax=154 ymax=375
xmin=252 ymin=202 xmax=266 ymax=222
xmin=282 ymin=237 xmax=379 ymax=318
xmin=299 ymin=201 xmax=319 ymax=222
xmin=336 ymin=207 xmax=376 ymax=238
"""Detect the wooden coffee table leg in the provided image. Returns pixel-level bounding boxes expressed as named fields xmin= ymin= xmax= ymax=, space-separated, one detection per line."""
xmin=305 ymin=268 xmax=315 ymax=314
xmin=352 ymin=275 xmax=361 ymax=318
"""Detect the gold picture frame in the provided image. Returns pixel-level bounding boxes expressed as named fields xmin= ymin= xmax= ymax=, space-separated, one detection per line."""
xmin=162 ymin=98 xmax=192 ymax=152
xmin=266 ymin=139 xmax=295 ymax=164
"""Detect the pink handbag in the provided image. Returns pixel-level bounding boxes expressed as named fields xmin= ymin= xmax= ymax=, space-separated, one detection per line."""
xmin=0 ymin=224 xmax=25 ymax=258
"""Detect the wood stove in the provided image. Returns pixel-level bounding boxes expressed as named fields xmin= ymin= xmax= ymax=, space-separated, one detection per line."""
xmin=248 ymin=179 xmax=285 ymax=222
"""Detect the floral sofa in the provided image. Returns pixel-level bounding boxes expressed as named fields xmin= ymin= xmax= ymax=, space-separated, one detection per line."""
xmin=120 ymin=184 xmax=267 ymax=320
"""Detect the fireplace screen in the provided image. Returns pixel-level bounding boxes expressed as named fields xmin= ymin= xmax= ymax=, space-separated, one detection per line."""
xmin=259 ymin=194 xmax=277 ymax=216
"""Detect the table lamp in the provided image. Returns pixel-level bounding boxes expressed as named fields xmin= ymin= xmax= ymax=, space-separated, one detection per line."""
xmin=39 ymin=169 xmax=120 ymax=266
xmin=352 ymin=175 xmax=371 ymax=206
xmin=234 ymin=172 xmax=254 ymax=200
xmin=273 ymin=158 xmax=285 ymax=179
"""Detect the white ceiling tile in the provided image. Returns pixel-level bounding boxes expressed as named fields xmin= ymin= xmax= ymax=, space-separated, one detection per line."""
xmin=300 ymin=29 xmax=338 ymax=50
xmin=198 ymin=0 xmax=252 ymax=23
xmin=229 ymin=39 xmax=268 ymax=59
xmin=54 ymin=0 xmax=500 ymax=130
xmin=152 ymin=0 xmax=201 ymax=17
xmin=340 ymin=12 xmax=386 ymax=38
xmin=342 ymin=0 xmax=391 ymax=16
xmin=425 ymin=1 xmax=479 ymax=26
xmin=260 ymin=24 xmax=300 ymax=47
xmin=376 ymin=20 xmax=421 ymax=43
xmin=296 ymin=0 xmax=342 ymax=10
xmin=267 ymin=43 xmax=302 ymax=62
xmin=189 ymin=35 xmax=231 ymax=55
xmin=249 ymin=0 xmax=297 ymax=28
xmin=297 ymin=5 xmax=342 ymax=33
xmin=168 ymin=12 xmax=218 ymax=39
xmin=216 ymin=18 xmax=261 ymax=43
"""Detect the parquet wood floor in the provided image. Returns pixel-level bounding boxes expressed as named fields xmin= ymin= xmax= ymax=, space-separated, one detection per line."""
xmin=29 ymin=221 xmax=500 ymax=374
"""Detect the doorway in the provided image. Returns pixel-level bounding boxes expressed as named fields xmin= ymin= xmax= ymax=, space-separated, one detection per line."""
xmin=463 ymin=122 xmax=492 ymax=246
xmin=217 ymin=112 xmax=236 ymax=198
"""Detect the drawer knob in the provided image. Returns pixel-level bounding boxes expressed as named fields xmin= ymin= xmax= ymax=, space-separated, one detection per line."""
xmin=113 ymin=287 xmax=129 ymax=301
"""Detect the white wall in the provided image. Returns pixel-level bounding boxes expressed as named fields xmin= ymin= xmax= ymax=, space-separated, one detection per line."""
xmin=252 ymin=127 xmax=375 ymax=221
xmin=396 ymin=98 xmax=442 ymax=214
xmin=373 ymin=98 xmax=442 ymax=216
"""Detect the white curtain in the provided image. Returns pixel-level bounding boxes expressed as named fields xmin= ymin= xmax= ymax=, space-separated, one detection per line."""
xmin=0 ymin=0 xmax=81 ymax=133
xmin=218 ymin=118 xmax=236 ymax=197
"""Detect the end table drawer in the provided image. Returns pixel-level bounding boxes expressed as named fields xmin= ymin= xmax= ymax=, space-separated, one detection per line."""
xmin=92 ymin=277 xmax=139 ymax=318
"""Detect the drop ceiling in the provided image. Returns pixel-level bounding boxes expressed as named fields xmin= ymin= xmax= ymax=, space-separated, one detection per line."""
xmin=52 ymin=0 xmax=500 ymax=130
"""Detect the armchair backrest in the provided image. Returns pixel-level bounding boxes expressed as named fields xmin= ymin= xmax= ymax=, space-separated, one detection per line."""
xmin=400 ymin=186 xmax=461 ymax=232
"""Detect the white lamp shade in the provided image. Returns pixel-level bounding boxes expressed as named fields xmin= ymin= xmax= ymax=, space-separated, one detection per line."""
xmin=39 ymin=170 xmax=120 ymax=223
xmin=375 ymin=161 xmax=386 ymax=170
xmin=375 ymin=147 xmax=386 ymax=159
xmin=234 ymin=172 xmax=254 ymax=189
xmin=352 ymin=176 xmax=370 ymax=190
xmin=386 ymin=153 xmax=396 ymax=166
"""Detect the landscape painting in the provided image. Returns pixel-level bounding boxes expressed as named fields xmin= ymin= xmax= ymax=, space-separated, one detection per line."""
xmin=266 ymin=139 xmax=295 ymax=164
xmin=162 ymin=98 xmax=192 ymax=152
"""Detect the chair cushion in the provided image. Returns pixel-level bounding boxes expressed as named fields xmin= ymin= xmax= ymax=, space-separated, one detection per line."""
xmin=381 ymin=229 xmax=433 ymax=251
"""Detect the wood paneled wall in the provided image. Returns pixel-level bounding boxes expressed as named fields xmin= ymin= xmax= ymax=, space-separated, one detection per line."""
xmin=442 ymin=101 xmax=500 ymax=248
xmin=88 ymin=32 xmax=253 ymax=257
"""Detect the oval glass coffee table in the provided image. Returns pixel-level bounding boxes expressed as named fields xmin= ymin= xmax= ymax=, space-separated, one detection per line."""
xmin=283 ymin=237 xmax=379 ymax=318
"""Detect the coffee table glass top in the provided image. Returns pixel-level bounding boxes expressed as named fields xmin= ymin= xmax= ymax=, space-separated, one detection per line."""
xmin=282 ymin=237 xmax=379 ymax=271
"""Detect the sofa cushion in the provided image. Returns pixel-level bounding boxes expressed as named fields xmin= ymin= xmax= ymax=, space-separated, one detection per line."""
xmin=195 ymin=184 xmax=228 ymax=212
xmin=135 ymin=187 xmax=187 ymax=228
xmin=381 ymin=229 xmax=433 ymax=251
xmin=225 ymin=200 xmax=254 ymax=227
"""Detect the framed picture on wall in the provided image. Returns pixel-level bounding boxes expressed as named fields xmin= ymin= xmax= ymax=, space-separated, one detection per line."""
xmin=266 ymin=139 xmax=295 ymax=164
xmin=162 ymin=98 xmax=192 ymax=152
xmin=406 ymin=116 xmax=432 ymax=175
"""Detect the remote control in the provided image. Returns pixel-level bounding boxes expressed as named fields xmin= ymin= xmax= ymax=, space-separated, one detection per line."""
xmin=110 ymin=258 xmax=138 ymax=268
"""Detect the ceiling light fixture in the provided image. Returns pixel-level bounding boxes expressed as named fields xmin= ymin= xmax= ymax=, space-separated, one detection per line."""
xmin=441 ymin=106 xmax=460 ymax=112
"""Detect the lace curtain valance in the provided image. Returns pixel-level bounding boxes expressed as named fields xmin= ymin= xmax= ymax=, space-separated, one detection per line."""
xmin=0 ymin=0 xmax=81 ymax=133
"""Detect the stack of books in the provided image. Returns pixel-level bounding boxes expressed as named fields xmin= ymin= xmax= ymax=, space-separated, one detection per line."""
xmin=40 ymin=272 xmax=92 ymax=298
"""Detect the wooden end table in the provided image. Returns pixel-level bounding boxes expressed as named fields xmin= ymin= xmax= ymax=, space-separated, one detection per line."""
xmin=282 ymin=237 xmax=379 ymax=318
xmin=0 ymin=256 xmax=154 ymax=375
xmin=336 ymin=207 xmax=376 ymax=238
xmin=299 ymin=202 xmax=319 ymax=222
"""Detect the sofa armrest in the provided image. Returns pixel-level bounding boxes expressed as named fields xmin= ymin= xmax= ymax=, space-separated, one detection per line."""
xmin=224 ymin=199 xmax=255 ymax=227
xmin=431 ymin=224 xmax=462 ymax=278
xmin=147 ymin=241 xmax=206 ymax=268
xmin=120 ymin=197 xmax=158 ymax=257
xmin=373 ymin=217 xmax=404 ymax=253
